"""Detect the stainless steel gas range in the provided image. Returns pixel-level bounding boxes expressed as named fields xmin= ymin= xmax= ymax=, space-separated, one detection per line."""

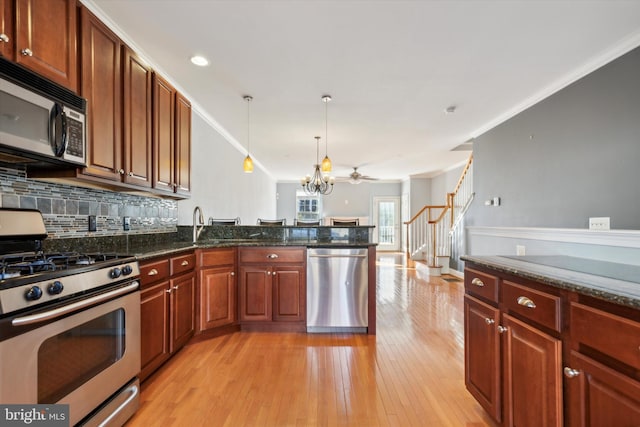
xmin=0 ymin=208 xmax=141 ymax=426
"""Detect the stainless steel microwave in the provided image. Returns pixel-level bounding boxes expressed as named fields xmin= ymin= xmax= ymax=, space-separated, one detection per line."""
xmin=0 ymin=57 xmax=86 ymax=167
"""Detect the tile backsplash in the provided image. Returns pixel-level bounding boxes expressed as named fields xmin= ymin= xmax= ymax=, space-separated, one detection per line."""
xmin=0 ymin=166 xmax=177 ymax=238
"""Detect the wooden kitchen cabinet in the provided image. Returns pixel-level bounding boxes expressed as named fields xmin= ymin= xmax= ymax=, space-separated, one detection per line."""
xmin=153 ymin=74 xmax=191 ymax=197
xmin=14 ymin=0 xmax=77 ymax=90
xmin=139 ymin=251 xmax=195 ymax=382
xmin=238 ymin=247 xmax=306 ymax=330
xmin=197 ymin=248 xmax=237 ymax=331
xmin=565 ymin=301 xmax=640 ymax=426
xmin=464 ymin=267 xmax=563 ymax=426
xmin=0 ymin=0 xmax=13 ymax=58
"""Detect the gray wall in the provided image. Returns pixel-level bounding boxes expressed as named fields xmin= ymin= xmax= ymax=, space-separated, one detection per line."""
xmin=277 ymin=181 xmax=402 ymax=224
xmin=177 ymin=111 xmax=277 ymax=225
xmin=467 ymin=46 xmax=640 ymax=230
xmin=430 ymin=164 xmax=465 ymax=206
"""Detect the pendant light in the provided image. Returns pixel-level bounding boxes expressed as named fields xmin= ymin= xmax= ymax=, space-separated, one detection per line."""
xmin=321 ymin=95 xmax=332 ymax=172
xmin=242 ymin=95 xmax=254 ymax=173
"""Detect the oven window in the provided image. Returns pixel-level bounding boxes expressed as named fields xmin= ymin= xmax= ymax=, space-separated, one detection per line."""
xmin=37 ymin=308 xmax=126 ymax=403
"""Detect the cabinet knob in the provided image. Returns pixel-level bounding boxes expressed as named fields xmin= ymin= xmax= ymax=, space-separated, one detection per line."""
xmin=0 ymin=34 xmax=9 ymax=43
xmin=230 ymin=272 xmax=235 ymax=276
xmin=21 ymin=48 xmax=33 ymax=56
xmin=165 ymin=289 xmax=172 ymax=294
xmin=497 ymin=325 xmax=508 ymax=334
xmin=484 ymin=318 xmax=495 ymax=325
xmin=563 ymin=367 xmax=580 ymax=378
xmin=517 ymin=296 xmax=536 ymax=309
xmin=128 ymin=172 xmax=134 ymax=176
xmin=173 ymin=286 xmax=179 ymax=290
xmin=148 ymin=269 xmax=158 ymax=276
xmin=471 ymin=278 xmax=484 ymax=287
xmin=181 ymin=260 xmax=189 ymax=266
xmin=173 ymin=183 xmax=178 ymax=189
xmin=267 ymin=254 xmax=279 ymax=259
xmin=118 ymin=169 xmax=125 ymax=175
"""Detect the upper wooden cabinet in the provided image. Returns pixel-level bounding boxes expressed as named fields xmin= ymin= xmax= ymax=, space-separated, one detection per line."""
xmin=0 ymin=0 xmax=14 ymax=58
xmin=14 ymin=0 xmax=78 ymax=91
xmin=153 ymin=73 xmax=191 ymax=197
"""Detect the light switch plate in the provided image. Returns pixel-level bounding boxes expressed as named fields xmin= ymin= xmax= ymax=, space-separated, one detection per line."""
xmin=589 ymin=217 xmax=610 ymax=230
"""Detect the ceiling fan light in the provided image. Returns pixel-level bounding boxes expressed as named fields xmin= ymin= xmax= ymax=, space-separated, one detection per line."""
xmin=321 ymin=155 xmax=332 ymax=172
xmin=243 ymin=155 xmax=254 ymax=173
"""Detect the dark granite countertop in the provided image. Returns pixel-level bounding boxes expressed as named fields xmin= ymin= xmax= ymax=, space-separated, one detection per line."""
xmin=461 ymin=255 xmax=640 ymax=310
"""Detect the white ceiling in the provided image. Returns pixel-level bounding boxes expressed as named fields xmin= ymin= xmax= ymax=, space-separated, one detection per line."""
xmin=86 ymin=0 xmax=640 ymax=182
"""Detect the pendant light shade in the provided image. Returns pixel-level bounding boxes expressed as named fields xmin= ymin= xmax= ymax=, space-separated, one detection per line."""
xmin=321 ymin=95 xmax=332 ymax=172
xmin=301 ymin=136 xmax=334 ymax=195
xmin=243 ymin=95 xmax=254 ymax=173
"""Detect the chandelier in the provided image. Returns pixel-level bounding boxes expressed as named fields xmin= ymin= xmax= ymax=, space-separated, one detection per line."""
xmin=301 ymin=136 xmax=334 ymax=195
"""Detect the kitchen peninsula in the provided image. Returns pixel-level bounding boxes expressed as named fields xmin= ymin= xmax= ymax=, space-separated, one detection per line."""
xmin=461 ymin=255 xmax=640 ymax=426
xmin=42 ymin=224 xmax=377 ymax=382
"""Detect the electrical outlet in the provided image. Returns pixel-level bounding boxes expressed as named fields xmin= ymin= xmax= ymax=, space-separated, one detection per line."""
xmin=516 ymin=245 xmax=526 ymax=256
xmin=88 ymin=215 xmax=97 ymax=232
xmin=589 ymin=217 xmax=610 ymax=230
xmin=123 ymin=216 xmax=131 ymax=231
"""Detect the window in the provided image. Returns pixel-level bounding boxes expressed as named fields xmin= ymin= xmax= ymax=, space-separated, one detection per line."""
xmin=296 ymin=191 xmax=322 ymax=221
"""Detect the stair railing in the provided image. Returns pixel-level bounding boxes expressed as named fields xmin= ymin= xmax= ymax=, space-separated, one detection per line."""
xmin=405 ymin=154 xmax=474 ymax=267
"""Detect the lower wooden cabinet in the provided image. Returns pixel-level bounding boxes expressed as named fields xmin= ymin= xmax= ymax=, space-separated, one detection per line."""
xmin=139 ymin=251 xmax=195 ymax=381
xmin=197 ymin=248 xmax=236 ymax=331
xmin=238 ymin=247 xmax=306 ymax=329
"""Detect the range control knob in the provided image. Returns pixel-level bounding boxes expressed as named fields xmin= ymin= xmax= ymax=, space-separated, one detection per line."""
xmin=122 ymin=265 xmax=133 ymax=276
xmin=25 ymin=286 xmax=43 ymax=301
xmin=110 ymin=267 xmax=122 ymax=279
xmin=48 ymin=281 xmax=64 ymax=295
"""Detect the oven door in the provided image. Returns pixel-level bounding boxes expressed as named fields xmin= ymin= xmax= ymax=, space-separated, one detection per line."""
xmin=0 ymin=283 xmax=140 ymax=426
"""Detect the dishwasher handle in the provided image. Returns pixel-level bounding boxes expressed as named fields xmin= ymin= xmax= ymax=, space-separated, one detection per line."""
xmin=308 ymin=254 xmax=367 ymax=258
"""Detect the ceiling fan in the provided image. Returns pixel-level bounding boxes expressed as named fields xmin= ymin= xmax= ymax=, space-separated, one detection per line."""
xmin=335 ymin=167 xmax=379 ymax=184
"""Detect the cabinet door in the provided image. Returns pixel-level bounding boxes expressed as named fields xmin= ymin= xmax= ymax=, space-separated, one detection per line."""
xmin=140 ymin=281 xmax=170 ymax=382
xmin=80 ymin=8 xmax=122 ymax=181
xmin=152 ymin=73 xmax=175 ymax=193
xmin=122 ymin=46 xmax=152 ymax=187
xmin=565 ymin=350 xmax=640 ymax=427
xmin=199 ymin=267 xmax=236 ymax=330
xmin=15 ymin=0 xmax=77 ymax=90
xmin=502 ymin=313 xmax=562 ymax=427
xmin=174 ymin=93 xmax=191 ymax=196
xmin=238 ymin=266 xmax=271 ymax=322
xmin=272 ymin=266 xmax=305 ymax=322
xmin=0 ymin=0 xmax=13 ymax=58
xmin=464 ymin=295 xmax=501 ymax=422
xmin=170 ymin=272 xmax=195 ymax=352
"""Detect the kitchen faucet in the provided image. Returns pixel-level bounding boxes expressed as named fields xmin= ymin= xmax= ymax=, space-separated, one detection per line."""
xmin=193 ymin=206 xmax=205 ymax=243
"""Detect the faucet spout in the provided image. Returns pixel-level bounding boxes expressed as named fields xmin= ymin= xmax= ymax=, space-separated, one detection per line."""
xmin=193 ymin=206 xmax=205 ymax=243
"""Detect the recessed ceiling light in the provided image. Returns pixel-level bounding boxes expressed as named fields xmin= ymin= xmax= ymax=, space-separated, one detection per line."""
xmin=190 ymin=55 xmax=209 ymax=67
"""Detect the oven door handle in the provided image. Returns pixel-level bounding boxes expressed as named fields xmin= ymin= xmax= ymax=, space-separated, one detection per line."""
xmin=11 ymin=281 xmax=139 ymax=327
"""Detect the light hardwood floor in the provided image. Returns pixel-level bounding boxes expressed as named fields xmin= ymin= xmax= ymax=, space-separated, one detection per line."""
xmin=126 ymin=253 xmax=496 ymax=426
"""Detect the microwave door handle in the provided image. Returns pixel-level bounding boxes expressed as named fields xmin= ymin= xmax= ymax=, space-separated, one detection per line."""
xmin=49 ymin=102 xmax=67 ymax=157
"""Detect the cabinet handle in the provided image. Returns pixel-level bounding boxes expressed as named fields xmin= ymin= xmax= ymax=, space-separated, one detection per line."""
xmin=181 ymin=260 xmax=189 ymax=266
xmin=484 ymin=318 xmax=495 ymax=325
xmin=497 ymin=326 xmax=508 ymax=334
xmin=0 ymin=34 xmax=9 ymax=43
xmin=148 ymin=269 xmax=158 ymax=276
xmin=471 ymin=278 xmax=484 ymax=287
xmin=563 ymin=367 xmax=580 ymax=378
xmin=267 ymin=254 xmax=279 ymax=259
xmin=517 ymin=296 xmax=536 ymax=308
xmin=21 ymin=48 xmax=33 ymax=56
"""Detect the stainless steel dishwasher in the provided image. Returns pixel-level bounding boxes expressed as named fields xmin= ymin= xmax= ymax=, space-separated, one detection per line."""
xmin=306 ymin=247 xmax=368 ymax=333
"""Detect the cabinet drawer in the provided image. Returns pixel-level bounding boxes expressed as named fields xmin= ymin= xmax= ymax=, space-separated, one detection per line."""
xmin=198 ymin=248 xmax=235 ymax=267
xmin=171 ymin=252 xmax=196 ymax=275
xmin=239 ymin=247 xmax=305 ymax=264
xmin=140 ymin=258 xmax=170 ymax=287
xmin=571 ymin=302 xmax=640 ymax=370
xmin=464 ymin=268 xmax=499 ymax=304
xmin=502 ymin=281 xmax=561 ymax=333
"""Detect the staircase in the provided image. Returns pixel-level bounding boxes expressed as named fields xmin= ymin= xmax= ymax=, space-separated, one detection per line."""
xmin=405 ymin=154 xmax=474 ymax=275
